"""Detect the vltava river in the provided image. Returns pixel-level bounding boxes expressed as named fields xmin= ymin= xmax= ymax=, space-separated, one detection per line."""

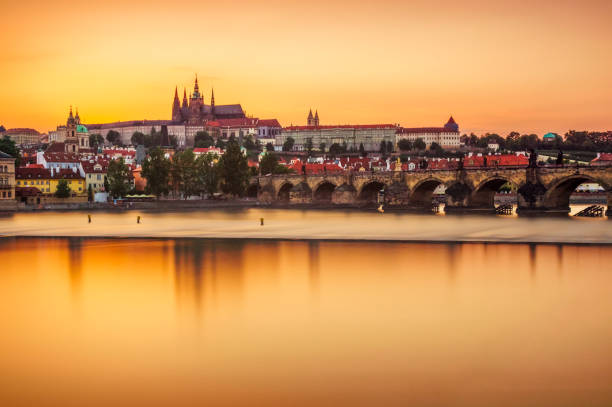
xmin=0 ymin=237 xmax=611 ymax=406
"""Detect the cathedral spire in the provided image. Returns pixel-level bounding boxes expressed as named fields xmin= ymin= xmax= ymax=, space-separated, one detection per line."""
xmin=314 ymin=110 xmax=319 ymax=127
xmin=182 ymin=88 xmax=188 ymax=108
xmin=172 ymin=86 xmax=182 ymax=121
xmin=75 ymin=107 xmax=81 ymax=124
xmin=193 ymin=74 xmax=201 ymax=98
xmin=210 ymin=88 xmax=216 ymax=118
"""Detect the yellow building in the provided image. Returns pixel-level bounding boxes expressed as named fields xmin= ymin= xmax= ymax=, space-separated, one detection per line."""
xmin=2 ymin=128 xmax=41 ymax=145
xmin=16 ymin=167 xmax=86 ymax=196
xmin=0 ymin=151 xmax=16 ymax=207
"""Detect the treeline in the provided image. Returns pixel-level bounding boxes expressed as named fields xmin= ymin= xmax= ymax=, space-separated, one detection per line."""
xmin=461 ymin=131 xmax=612 ymax=153
xmin=137 ymin=139 xmax=252 ymax=200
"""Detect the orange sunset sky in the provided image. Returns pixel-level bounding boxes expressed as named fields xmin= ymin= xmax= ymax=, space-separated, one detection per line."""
xmin=1 ymin=0 xmax=611 ymax=135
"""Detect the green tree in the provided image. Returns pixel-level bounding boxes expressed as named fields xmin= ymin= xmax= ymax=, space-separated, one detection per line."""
xmin=215 ymin=138 xmax=227 ymax=149
xmin=106 ymin=130 xmax=121 ymax=145
xmin=414 ymin=138 xmax=426 ymax=150
xmin=265 ymin=142 xmax=275 ymax=152
xmin=305 ymin=138 xmax=314 ymax=156
xmin=0 ymin=136 xmax=21 ymax=166
xmin=87 ymin=184 xmax=94 ymax=202
xmin=329 ymin=143 xmax=345 ymax=157
xmin=196 ymin=153 xmax=219 ymax=196
xmin=282 ymin=137 xmax=295 ymax=152
xmin=131 ymin=132 xmax=146 ymax=146
xmin=430 ymin=142 xmax=444 ymax=154
xmin=243 ymin=135 xmax=257 ymax=151
xmin=55 ymin=179 xmax=71 ymax=198
xmin=359 ymin=142 xmax=366 ymax=156
xmin=171 ymin=149 xmax=200 ymax=199
xmin=319 ymin=142 xmax=326 ymax=152
xmin=89 ymin=134 xmax=105 ymax=151
xmin=141 ymin=147 xmax=171 ymax=198
xmin=259 ymin=152 xmax=279 ymax=175
xmin=194 ymin=131 xmax=215 ymax=148
xmin=386 ymin=141 xmax=394 ymax=153
xmin=218 ymin=139 xmax=249 ymax=196
xmin=398 ymin=139 xmax=413 ymax=151
xmin=107 ymin=158 xmax=131 ymax=198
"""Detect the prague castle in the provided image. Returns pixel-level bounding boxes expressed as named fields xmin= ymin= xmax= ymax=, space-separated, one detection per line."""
xmin=86 ymin=75 xmax=246 ymax=147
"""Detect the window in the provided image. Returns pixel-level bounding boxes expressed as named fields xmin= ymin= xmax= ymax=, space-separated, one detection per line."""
xmin=7 ymin=191 xmax=11 ymax=198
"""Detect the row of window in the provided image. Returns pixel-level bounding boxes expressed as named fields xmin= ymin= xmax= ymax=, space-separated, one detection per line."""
xmin=0 ymin=165 xmax=12 ymax=173
xmin=0 ymin=177 xmax=9 ymax=185
xmin=1 ymin=191 xmax=12 ymax=198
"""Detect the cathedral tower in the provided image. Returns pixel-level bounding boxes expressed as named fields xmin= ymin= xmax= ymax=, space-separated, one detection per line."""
xmin=307 ymin=109 xmax=314 ymax=126
xmin=172 ymin=87 xmax=182 ymax=121
xmin=65 ymin=106 xmax=79 ymax=153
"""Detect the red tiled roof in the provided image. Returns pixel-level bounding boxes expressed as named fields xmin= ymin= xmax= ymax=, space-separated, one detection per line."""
xmin=4 ymin=128 xmax=40 ymax=135
xmin=210 ymin=118 xmax=259 ymax=128
xmin=15 ymin=186 xmax=42 ymax=197
xmin=591 ymin=153 xmax=612 ymax=162
xmin=397 ymin=127 xmax=456 ymax=134
xmin=258 ymin=119 xmax=281 ymax=128
xmin=289 ymin=162 xmax=344 ymax=174
xmin=16 ymin=167 xmax=51 ymax=179
xmin=43 ymin=152 xmax=81 ymax=163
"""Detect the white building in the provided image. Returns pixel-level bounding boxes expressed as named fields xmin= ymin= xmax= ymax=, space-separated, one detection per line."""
xmin=395 ymin=117 xmax=461 ymax=149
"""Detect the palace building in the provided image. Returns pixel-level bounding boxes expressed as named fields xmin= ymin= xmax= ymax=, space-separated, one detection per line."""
xmin=86 ymin=75 xmax=245 ymax=147
xmin=395 ymin=117 xmax=461 ymax=149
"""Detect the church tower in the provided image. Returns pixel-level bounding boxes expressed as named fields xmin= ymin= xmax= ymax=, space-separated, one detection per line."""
xmin=65 ymin=106 xmax=79 ymax=154
xmin=307 ymin=109 xmax=314 ymax=126
xmin=172 ymin=86 xmax=182 ymax=121
xmin=210 ymin=88 xmax=216 ymax=119
xmin=314 ymin=110 xmax=319 ymax=127
xmin=188 ymin=75 xmax=204 ymax=124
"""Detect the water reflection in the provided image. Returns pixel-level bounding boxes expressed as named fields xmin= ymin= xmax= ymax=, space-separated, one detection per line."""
xmin=0 ymin=238 xmax=611 ymax=406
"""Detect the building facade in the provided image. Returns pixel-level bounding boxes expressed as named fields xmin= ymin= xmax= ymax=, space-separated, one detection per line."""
xmin=395 ymin=117 xmax=461 ymax=149
xmin=1 ymin=128 xmax=41 ymax=145
xmin=278 ymin=124 xmax=399 ymax=152
xmin=0 ymin=151 xmax=16 ymax=204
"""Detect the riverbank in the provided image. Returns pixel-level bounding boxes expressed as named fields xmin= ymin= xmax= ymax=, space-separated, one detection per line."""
xmin=1 ymin=208 xmax=610 ymax=244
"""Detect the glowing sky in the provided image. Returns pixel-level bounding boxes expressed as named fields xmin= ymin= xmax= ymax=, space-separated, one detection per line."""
xmin=1 ymin=0 xmax=611 ymax=135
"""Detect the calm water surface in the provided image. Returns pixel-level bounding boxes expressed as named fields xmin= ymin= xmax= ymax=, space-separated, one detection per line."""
xmin=1 ymin=237 xmax=611 ymax=406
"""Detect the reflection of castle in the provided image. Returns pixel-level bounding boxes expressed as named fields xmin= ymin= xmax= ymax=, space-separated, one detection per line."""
xmin=172 ymin=75 xmax=245 ymax=124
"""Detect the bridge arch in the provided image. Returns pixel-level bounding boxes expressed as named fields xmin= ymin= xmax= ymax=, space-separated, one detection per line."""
xmin=544 ymin=174 xmax=608 ymax=210
xmin=246 ymin=183 xmax=259 ymax=198
xmin=470 ymin=176 xmax=517 ymax=208
xmin=277 ymin=182 xmax=293 ymax=202
xmin=409 ymin=178 xmax=445 ymax=206
xmin=313 ymin=180 xmax=337 ymax=203
xmin=358 ymin=180 xmax=386 ymax=204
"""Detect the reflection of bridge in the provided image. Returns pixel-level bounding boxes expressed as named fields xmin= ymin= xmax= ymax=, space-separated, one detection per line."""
xmin=250 ymin=166 xmax=612 ymax=215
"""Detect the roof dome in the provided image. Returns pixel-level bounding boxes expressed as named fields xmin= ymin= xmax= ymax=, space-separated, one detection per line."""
xmin=543 ymin=132 xmax=556 ymax=139
xmin=77 ymin=124 xmax=88 ymax=133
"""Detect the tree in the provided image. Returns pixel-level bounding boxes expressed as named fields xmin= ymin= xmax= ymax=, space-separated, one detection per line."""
xmin=89 ymin=134 xmax=105 ymax=150
xmin=282 ymin=137 xmax=295 ymax=152
xmin=329 ymin=143 xmax=345 ymax=157
xmin=106 ymin=130 xmax=121 ymax=145
xmin=0 ymin=136 xmax=21 ymax=166
xmin=217 ymin=139 xmax=249 ymax=196
xmin=106 ymin=158 xmax=131 ymax=198
xmin=265 ymin=142 xmax=275 ymax=152
xmin=131 ymin=132 xmax=146 ymax=146
xmin=215 ymin=138 xmax=226 ymax=149
xmin=259 ymin=152 xmax=279 ymax=175
xmin=398 ymin=139 xmax=413 ymax=151
xmin=55 ymin=179 xmax=71 ymax=198
xmin=319 ymin=142 xmax=326 ymax=152
xmin=243 ymin=135 xmax=257 ymax=151
xmin=379 ymin=140 xmax=387 ymax=155
xmin=141 ymin=147 xmax=171 ymax=198
xmin=386 ymin=141 xmax=394 ymax=153
xmin=196 ymin=153 xmax=219 ymax=196
xmin=414 ymin=138 xmax=426 ymax=150
xmin=305 ymin=138 xmax=314 ymax=156
xmin=87 ymin=184 xmax=94 ymax=202
xmin=359 ymin=142 xmax=366 ymax=156
xmin=194 ymin=131 xmax=214 ymax=148
xmin=171 ymin=149 xmax=200 ymax=199
xmin=430 ymin=142 xmax=444 ymax=154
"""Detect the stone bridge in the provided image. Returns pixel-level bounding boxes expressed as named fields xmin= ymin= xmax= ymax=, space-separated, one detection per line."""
xmin=249 ymin=165 xmax=612 ymax=215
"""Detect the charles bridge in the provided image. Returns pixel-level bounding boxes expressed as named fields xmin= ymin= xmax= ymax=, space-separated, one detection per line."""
xmin=249 ymin=165 xmax=612 ymax=215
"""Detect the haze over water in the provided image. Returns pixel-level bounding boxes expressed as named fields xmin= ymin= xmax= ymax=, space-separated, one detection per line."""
xmin=0 ymin=237 xmax=611 ymax=406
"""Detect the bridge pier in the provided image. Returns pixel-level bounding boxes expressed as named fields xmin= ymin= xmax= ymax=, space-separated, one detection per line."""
xmin=331 ymin=184 xmax=357 ymax=205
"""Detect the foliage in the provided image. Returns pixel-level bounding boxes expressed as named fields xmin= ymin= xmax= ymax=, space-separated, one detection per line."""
xmin=197 ymin=153 xmax=219 ymax=196
xmin=265 ymin=142 xmax=275 ymax=152
xmin=89 ymin=134 xmax=105 ymax=150
xmin=87 ymin=184 xmax=94 ymax=202
xmin=413 ymin=138 xmax=426 ymax=150
xmin=243 ymin=135 xmax=257 ymax=151
xmin=170 ymin=149 xmax=201 ymax=199
xmin=398 ymin=139 xmax=412 ymax=151
xmin=259 ymin=152 xmax=279 ymax=175
xmin=55 ymin=179 xmax=71 ymax=198
xmin=429 ymin=142 xmax=444 ymax=154
xmin=319 ymin=142 xmax=326 ymax=152
xmin=106 ymin=130 xmax=121 ymax=145
xmin=305 ymin=138 xmax=313 ymax=156
xmin=215 ymin=138 xmax=227 ymax=149
xmin=282 ymin=137 xmax=295 ymax=152
xmin=0 ymin=136 xmax=21 ymax=166
xmin=218 ymin=139 xmax=249 ymax=196
xmin=141 ymin=147 xmax=171 ymax=198
xmin=359 ymin=143 xmax=366 ymax=156
xmin=106 ymin=158 xmax=131 ymax=198
xmin=131 ymin=132 xmax=146 ymax=146
xmin=194 ymin=131 xmax=214 ymax=148
xmin=329 ymin=143 xmax=346 ymax=157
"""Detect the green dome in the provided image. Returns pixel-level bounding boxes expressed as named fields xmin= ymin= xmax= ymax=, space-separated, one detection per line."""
xmin=77 ymin=124 xmax=88 ymax=133
xmin=543 ymin=132 xmax=556 ymax=139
